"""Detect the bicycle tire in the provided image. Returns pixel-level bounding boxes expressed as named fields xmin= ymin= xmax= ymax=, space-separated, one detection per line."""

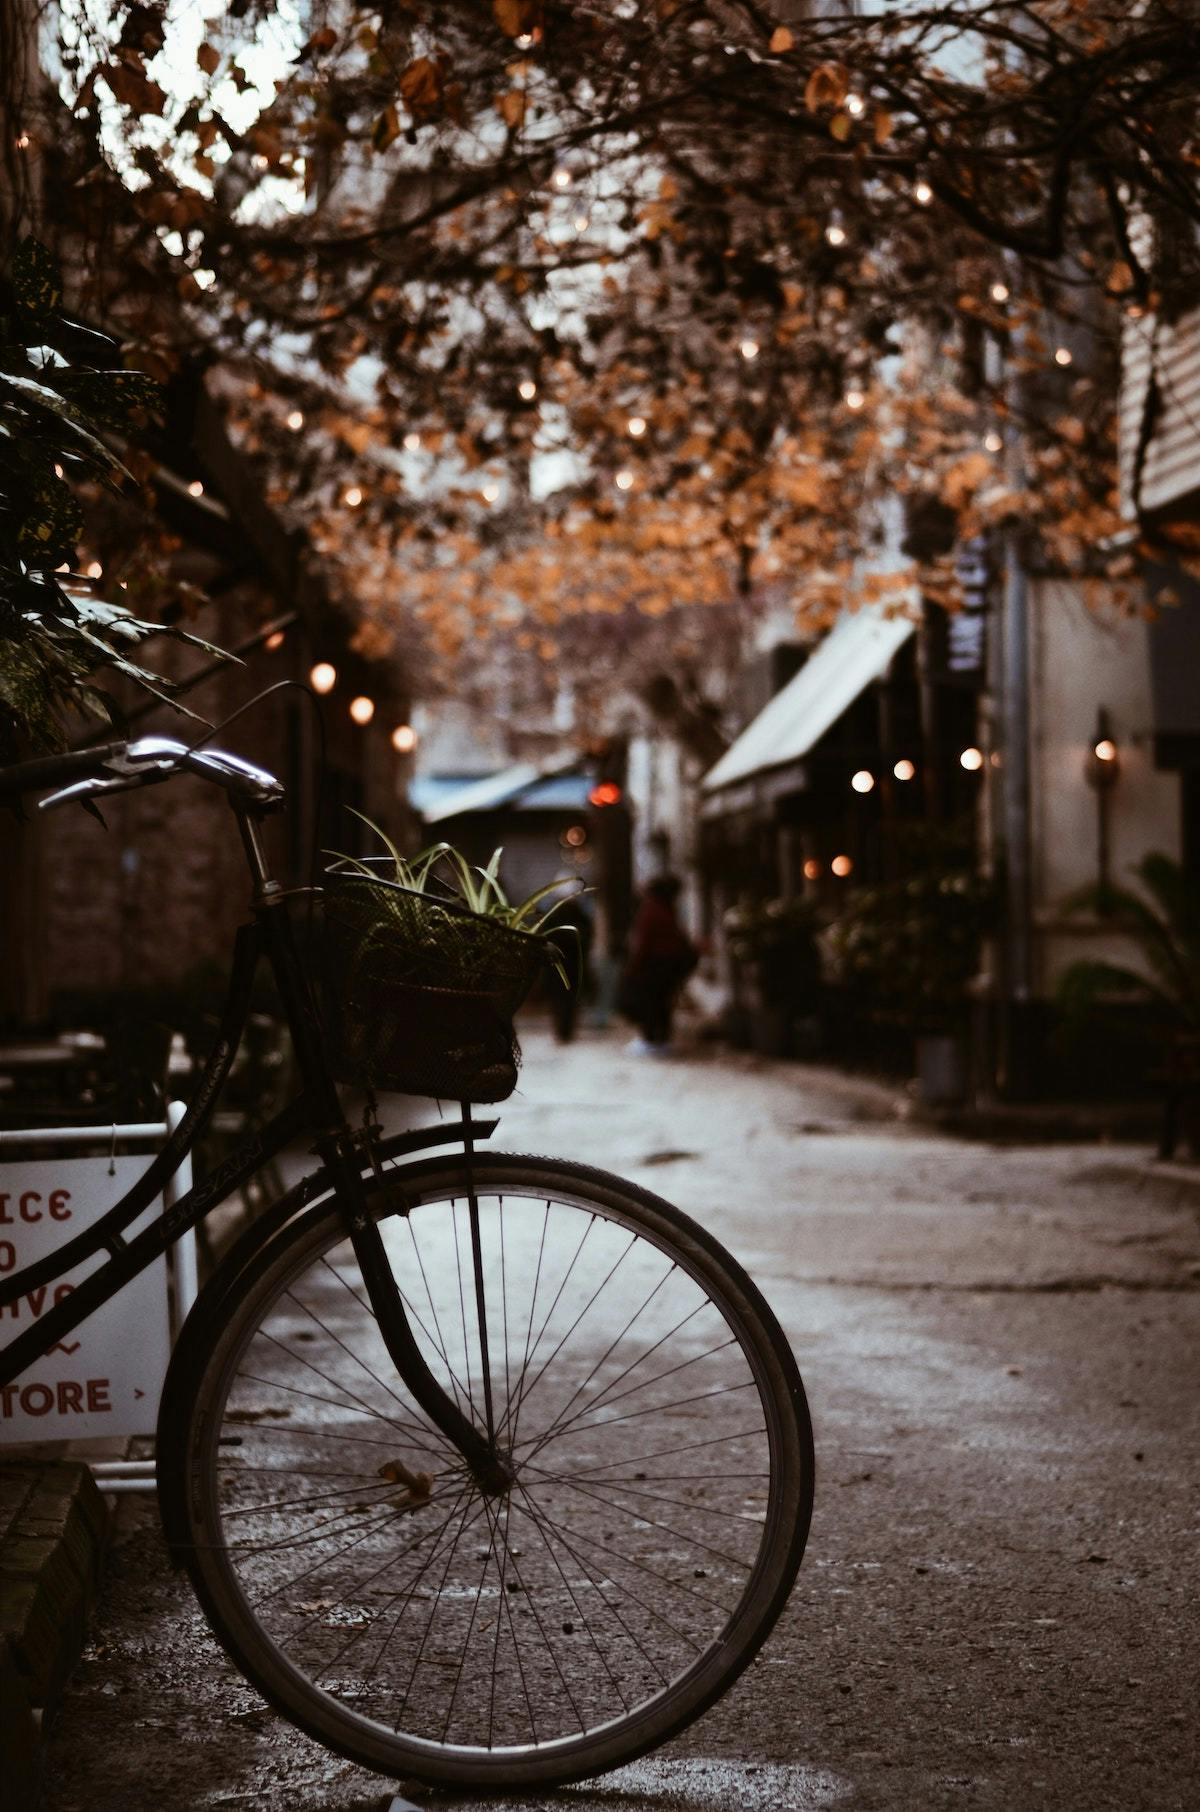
xmin=168 ymin=1153 xmax=814 ymax=1788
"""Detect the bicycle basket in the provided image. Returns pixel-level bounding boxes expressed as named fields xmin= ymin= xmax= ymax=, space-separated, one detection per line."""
xmin=322 ymin=866 xmax=549 ymax=1102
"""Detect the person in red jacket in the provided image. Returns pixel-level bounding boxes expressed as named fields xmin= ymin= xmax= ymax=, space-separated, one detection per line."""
xmin=620 ymin=874 xmax=699 ymax=1053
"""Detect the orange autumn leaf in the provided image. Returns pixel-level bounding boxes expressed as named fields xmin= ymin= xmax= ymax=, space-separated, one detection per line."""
xmin=805 ymin=63 xmax=849 ymax=111
xmin=769 ymin=27 xmax=794 ymax=54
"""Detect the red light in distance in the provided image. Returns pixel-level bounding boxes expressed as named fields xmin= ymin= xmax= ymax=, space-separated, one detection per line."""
xmin=588 ymin=782 xmax=622 ymax=807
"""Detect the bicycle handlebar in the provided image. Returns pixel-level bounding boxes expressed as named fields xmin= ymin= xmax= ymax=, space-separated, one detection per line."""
xmin=0 ymin=736 xmax=285 ymax=808
xmin=0 ymin=741 xmax=126 ymax=801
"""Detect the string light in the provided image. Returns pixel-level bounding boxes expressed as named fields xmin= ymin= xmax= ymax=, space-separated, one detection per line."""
xmin=826 ymin=222 xmax=846 ymax=246
xmin=85 ymin=561 xmax=102 ymax=579
xmin=573 ymin=213 xmax=590 ymax=234
xmin=252 ymin=154 xmax=269 ymax=171
xmin=984 ymin=430 xmax=1004 ymax=452
xmin=16 ymin=134 xmax=30 ymax=151
xmin=960 ymin=746 xmax=984 ymax=771
xmin=551 ymin=167 xmax=572 ymax=190
xmin=615 ymin=469 xmax=634 ymax=491
xmin=54 ymin=463 xmax=64 ymax=478
xmin=515 ymin=31 xmax=534 ymax=48
xmin=482 ymin=480 xmax=501 ymax=502
xmin=403 ymin=431 xmax=421 ymax=451
xmin=914 ymin=181 xmax=933 ymax=205
xmin=831 ymin=854 xmax=854 ymax=878
xmin=286 ymin=409 xmax=304 ymax=430
xmin=803 ymin=858 xmax=822 ymax=880
xmin=991 ymin=282 xmax=1009 ymax=303
xmin=1094 ymin=737 xmax=1117 ymax=763
xmin=846 ymin=93 xmax=865 ymax=116
xmin=391 ymin=724 xmax=418 ymax=754
xmin=845 ymin=387 xmax=866 ymax=410
xmin=349 ymin=696 xmax=375 ymax=726
xmin=739 ymin=338 xmax=760 ymax=361
xmin=894 ymin=759 xmax=916 ymax=782
xmin=518 ymin=378 xmax=538 ymax=401
xmin=1054 ymin=346 xmax=1073 ymax=366
xmin=264 ymin=630 xmax=285 ymax=651
xmin=851 ymin=769 xmax=875 ymax=793
xmin=187 ymin=479 xmax=204 ymax=497
xmin=627 ymin=415 xmax=647 ymax=437
xmin=344 ymin=485 xmax=363 ymax=506
xmin=309 ymin=662 xmax=337 ymax=694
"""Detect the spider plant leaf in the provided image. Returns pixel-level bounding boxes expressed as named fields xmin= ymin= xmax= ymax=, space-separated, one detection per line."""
xmin=510 ymin=876 xmax=587 ymax=929
xmin=346 ymin=806 xmax=405 ymax=878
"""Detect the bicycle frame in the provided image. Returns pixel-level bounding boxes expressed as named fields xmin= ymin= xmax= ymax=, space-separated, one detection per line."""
xmin=0 ymin=802 xmax=500 ymax=1485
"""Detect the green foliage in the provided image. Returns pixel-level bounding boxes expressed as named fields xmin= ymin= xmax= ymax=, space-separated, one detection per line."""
xmin=0 ymin=237 xmax=227 ymax=760
xmin=825 ymin=856 xmax=995 ymax=1026
xmin=723 ymin=894 xmax=822 ymax=1005
xmin=327 ymin=811 xmax=587 ymax=980
xmin=1057 ymin=854 xmax=1200 ymax=1032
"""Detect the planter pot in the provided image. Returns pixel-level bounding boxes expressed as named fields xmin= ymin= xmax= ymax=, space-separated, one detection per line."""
xmin=916 ymin=1032 xmax=967 ymax=1107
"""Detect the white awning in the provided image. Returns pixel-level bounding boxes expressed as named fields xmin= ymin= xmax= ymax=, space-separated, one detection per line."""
xmin=702 ymin=605 xmax=918 ymax=794
xmin=416 ymin=757 xmax=585 ymax=824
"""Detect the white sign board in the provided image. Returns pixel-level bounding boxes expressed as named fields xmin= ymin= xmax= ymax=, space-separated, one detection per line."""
xmin=0 ymin=1155 xmax=171 ymax=1441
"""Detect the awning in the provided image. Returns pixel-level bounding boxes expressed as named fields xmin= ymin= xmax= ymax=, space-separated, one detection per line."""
xmin=412 ymin=761 xmax=590 ymax=824
xmin=702 ymin=605 xmax=918 ymax=794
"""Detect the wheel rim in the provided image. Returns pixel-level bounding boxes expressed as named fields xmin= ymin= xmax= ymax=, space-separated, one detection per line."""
xmin=191 ymin=1173 xmax=801 ymax=1771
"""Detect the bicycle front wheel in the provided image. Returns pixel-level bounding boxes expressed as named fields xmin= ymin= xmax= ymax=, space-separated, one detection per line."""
xmin=173 ymin=1154 xmax=813 ymax=1788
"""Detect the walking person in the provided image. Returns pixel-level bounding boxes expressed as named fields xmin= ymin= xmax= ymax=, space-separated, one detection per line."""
xmin=620 ymin=874 xmax=698 ymax=1054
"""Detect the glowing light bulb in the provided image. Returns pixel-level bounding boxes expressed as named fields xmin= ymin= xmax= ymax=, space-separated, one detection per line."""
xmin=264 ymin=630 xmax=285 ymax=651
xmin=984 ymin=431 xmax=1004 ymax=452
xmin=894 ymin=759 xmax=916 ymax=782
xmin=85 ymin=561 xmax=102 ymax=579
xmin=515 ymin=32 xmax=534 ymax=48
xmin=826 ymin=222 xmax=846 ymax=246
xmin=627 ymin=415 xmax=647 ymax=438
xmin=831 ymin=854 xmax=854 ymax=878
xmin=349 ymin=695 xmax=375 ymax=726
xmin=739 ymin=338 xmax=760 ymax=361
xmin=54 ymin=463 xmax=64 ymax=478
xmin=482 ymin=481 xmax=501 ymax=502
xmin=960 ymin=746 xmax=984 ymax=771
xmin=914 ymin=181 xmax=933 ymax=205
xmin=403 ymin=431 xmax=421 ymax=451
xmin=991 ymin=282 xmax=1009 ymax=303
xmin=16 ymin=134 xmax=30 ymax=151
xmin=310 ymin=662 xmax=337 ymax=695
xmin=518 ymin=379 xmax=537 ymax=401
xmin=845 ymin=387 xmax=866 ymax=410
xmin=286 ymin=409 xmax=304 ymax=430
xmin=615 ymin=469 xmax=634 ymax=491
xmin=1054 ymin=346 xmax=1073 ymax=366
xmin=551 ymin=167 xmax=572 ymax=190
xmin=391 ymin=724 xmax=418 ymax=754
xmin=573 ymin=213 xmax=590 ymax=233
xmin=187 ymin=479 xmax=204 ymax=497
xmin=803 ymin=858 xmax=822 ymax=880
xmin=1094 ymin=738 xmax=1117 ymax=763
xmin=344 ymin=485 xmax=363 ymax=507
xmin=846 ymin=93 xmax=865 ymax=116
xmin=851 ymin=769 xmax=875 ymax=794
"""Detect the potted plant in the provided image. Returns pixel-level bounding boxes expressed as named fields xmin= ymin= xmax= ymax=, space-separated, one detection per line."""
xmin=824 ymin=854 xmax=994 ymax=1102
xmin=723 ymin=895 xmax=822 ymax=1056
xmin=1057 ymin=853 xmax=1200 ymax=1155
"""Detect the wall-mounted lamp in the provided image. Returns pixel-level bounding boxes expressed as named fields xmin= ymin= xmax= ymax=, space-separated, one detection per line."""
xmin=1085 ymin=708 xmax=1120 ymax=892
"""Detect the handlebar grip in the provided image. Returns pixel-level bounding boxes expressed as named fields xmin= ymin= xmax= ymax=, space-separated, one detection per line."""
xmin=0 ymin=742 xmax=125 ymax=801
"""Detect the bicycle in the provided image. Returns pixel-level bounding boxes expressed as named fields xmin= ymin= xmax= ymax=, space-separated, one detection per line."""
xmin=0 ymin=733 xmax=814 ymax=1791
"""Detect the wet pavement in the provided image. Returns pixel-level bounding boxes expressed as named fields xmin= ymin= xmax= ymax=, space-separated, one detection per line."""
xmin=41 ymin=1029 xmax=1200 ymax=1812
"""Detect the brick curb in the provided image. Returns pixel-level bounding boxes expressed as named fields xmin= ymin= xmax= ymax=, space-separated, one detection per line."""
xmin=0 ymin=1461 xmax=109 ymax=1810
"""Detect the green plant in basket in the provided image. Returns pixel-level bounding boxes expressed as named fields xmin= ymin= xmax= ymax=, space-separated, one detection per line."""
xmin=326 ymin=812 xmax=586 ymax=984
